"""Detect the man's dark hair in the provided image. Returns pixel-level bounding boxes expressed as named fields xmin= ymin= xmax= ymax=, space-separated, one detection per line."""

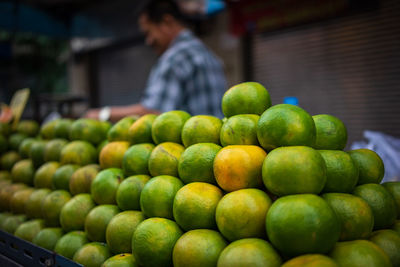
xmin=141 ymin=0 xmax=184 ymax=23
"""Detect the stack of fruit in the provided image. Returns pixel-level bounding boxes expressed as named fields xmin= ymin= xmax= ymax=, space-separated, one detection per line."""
xmin=0 ymin=81 xmax=399 ymax=267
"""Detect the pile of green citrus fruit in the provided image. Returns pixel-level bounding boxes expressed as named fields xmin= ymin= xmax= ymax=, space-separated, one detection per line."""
xmin=0 ymin=81 xmax=400 ymax=267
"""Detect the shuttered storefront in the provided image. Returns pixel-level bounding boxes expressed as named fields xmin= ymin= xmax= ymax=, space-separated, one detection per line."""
xmin=251 ymin=0 xmax=400 ymax=146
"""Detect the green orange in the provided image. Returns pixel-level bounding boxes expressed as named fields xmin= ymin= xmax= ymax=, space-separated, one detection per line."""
xmin=220 ymin=114 xmax=260 ymax=146
xmin=99 ymin=141 xmax=130 ymax=169
xmin=151 ymin=110 xmax=191 ymax=144
xmin=73 ymin=242 xmax=111 ymax=267
xmin=11 ymin=159 xmax=35 ymax=185
xmin=221 ymin=82 xmax=271 ymax=118
xmin=1 ymin=151 xmax=21 ymax=170
xmin=69 ymin=118 xmax=107 ymax=145
xmin=353 ymin=183 xmax=397 ymax=230
xmin=392 ymin=220 xmax=400 ymax=235
xmin=0 ymin=122 xmax=11 ymax=136
xmin=102 ymin=253 xmax=138 ymax=267
xmin=313 ymin=114 xmax=347 ymax=150
xmin=178 ymin=143 xmax=221 ymax=184
xmin=1 ymin=214 xmax=27 ymax=234
xmin=108 ymin=116 xmax=138 ymax=142
xmin=54 ymin=231 xmax=89 ymax=259
xmin=0 ymin=183 xmax=26 ymax=211
xmin=266 ymin=194 xmax=340 ymax=257
xmin=0 ymin=134 xmax=8 ymax=154
xmin=148 ymin=142 xmax=185 ymax=177
xmin=322 ymin=193 xmax=374 ymax=241
xmin=32 ymin=227 xmax=64 ymax=251
xmin=369 ymin=229 xmax=400 ymax=267
xmin=8 ymin=133 xmax=28 ymax=151
xmin=217 ymin=238 xmax=281 ymax=267
xmin=91 ymin=168 xmax=124 ymax=205
xmin=52 ymin=164 xmax=79 ymax=190
xmin=14 ymin=219 xmax=45 ymax=242
xmin=40 ymin=119 xmax=59 ymax=139
xmin=84 ymin=204 xmax=120 ymax=242
xmin=140 ymin=175 xmax=183 ymax=219
xmin=30 ymin=140 xmax=47 ymax=168
xmin=216 ymin=189 xmax=271 ymax=241
xmin=214 ymin=145 xmax=266 ymax=192
xmin=262 ymin=146 xmax=327 ymax=196
xmin=41 ymin=190 xmax=71 ymax=227
xmin=173 ymin=182 xmax=223 ymax=231
xmin=10 ymin=188 xmax=34 ymax=214
xmin=129 ymin=114 xmax=157 ymax=144
xmin=18 ymin=137 xmax=35 ymax=158
xmin=122 ymin=143 xmax=154 ymax=176
xmin=116 ymin=175 xmax=150 ymax=211
xmin=348 ymin=149 xmax=385 ymax=184
xmin=132 ymin=217 xmax=183 ymax=267
xmin=43 ymin=138 xmax=68 ymax=162
xmin=181 ymin=115 xmax=222 ymax=147
xmin=106 ymin=210 xmax=145 ymax=254
xmin=17 ymin=120 xmax=39 ymax=137
xmin=25 ymin=188 xmax=51 ymax=219
xmin=330 ymin=240 xmax=392 ymax=267
xmin=60 ymin=140 xmax=97 ymax=166
xmin=282 ymin=254 xmax=339 ymax=267
xmin=54 ymin=118 xmax=73 ymax=139
xmin=382 ymin=181 xmax=400 ymax=218
xmin=34 ymin=161 xmax=60 ymax=189
xmin=69 ymin=164 xmax=100 ymax=195
xmin=319 ymin=150 xmax=359 ymax=193
xmin=60 ymin=193 xmax=95 ymax=232
xmin=173 ymin=229 xmax=227 ymax=267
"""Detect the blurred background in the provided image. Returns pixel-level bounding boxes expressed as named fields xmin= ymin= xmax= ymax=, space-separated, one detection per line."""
xmin=0 ymin=0 xmax=399 ymax=146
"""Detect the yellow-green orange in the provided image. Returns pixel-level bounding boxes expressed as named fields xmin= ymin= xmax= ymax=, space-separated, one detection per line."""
xmin=9 ymin=133 xmax=28 ymax=151
xmin=102 ymin=253 xmax=138 ymax=267
xmin=85 ymin=204 xmax=120 ymax=242
xmin=348 ymin=149 xmax=384 ymax=184
xmin=40 ymin=119 xmax=59 ymax=139
xmin=54 ymin=231 xmax=88 ymax=259
xmin=116 ymin=175 xmax=150 ymax=211
xmin=178 ymin=143 xmax=221 ymax=184
xmin=173 ymin=182 xmax=223 ymax=231
xmin=1 ymin=214 xmax=27 ymax=234
xmin=221 ymin=82 xmax=271 ymax=118
xmin=369 ymin=229 xmax=400 ymax=267
xmin=106 ymin=210 xmax=145 ymax=254
xmin=10 ymin=188 xmax=34 ymax=214
xmin=108 ymin=116 xmax=137 ymax=142
xmin=1 ymin=151 xmax=21 ymax=170
xmin=393 ymin=220 xmax=400 ymax=234
xmin=330 ymin=240 xmax=392 ymax=267
xmin=266 ymin=194 xmax=340 ymax=257
xmin=30 ymin=140 xmax=47 ymax=168
xmin=313 ymin=114 xmax=347 ymax=150
xmin=257 ymin=104 xmax=316 ymax=151
xmin=0 ymin=122 xmax=11 ymax=136
xmin=353 ymin=183 xmax=397 ymax=230
xmin=181 ymin=115 xmax=222 ymax=147
xmin=262 ymin=146 xmax=326 ymax=196
xmin=60 ymin=193 xmax=95 ymax=232
xmin=129 ymin=114 xmax=157 ymax=144
xmin=319 ymin=150 xmax=359 ymax=193
xmin=217 ymin=238 xmax=281 ymax=267
xmin=282 ymin=254 xmax=339 ymax=267
xmin=216 ymin=189 xmax=271 ymax=241
xmin=132 ymin=218 xmax=183 ymax=267
xmin=382 ymin=181 xmax=400 ymax=219
xmin=34 ymin=161 xmax=60 ymax=189
xmin=140 ymin=175 xmax=183 ymax=219
xmin=60 ymin=140 xmax=97 ymax=166
xmin=54 ymin=118 xmax=73 ymax=139
xmin=322 ymin=193 xmax=374 ymax=241
xmin=41 ymin=190 xmax=71 ymax=226
xmin=44 ymin=138 xmax=68 ymax=162
xmin=69 ymin=164 xmax=100 ymax=195
xmin=18 ymin=137 xmax=35 ymax=158
xmin=0 ymin=183 xmax=26 ymax=211
xmin=100 ymin=141 xmax=130 ymax=169
xmin=214 ymin=145 xmax=266 ymax=192
xmin=173 ymin=229 xmax=227 ymax=267
xmin=73 ymin=242 xmax=111 ymax=267
xmin=151 ymin=110 xmax=191 ymax=144
xmin=69 ymin=118 xmax=107 ymax=145
xmin=220 ymin=114 xmax=260 ymax=146
xmin=25 ymin=188 xmax=51 ymax=219
xmin=32 ymin=227 xmax=63 ymax=251
xmin=122 ymin=143 xmax=154 ymax=176
xmin=91 ymin=168 xmax=124 ymax=204
xmin=11 ymin=159 xmax=35 ymax=185
xmin=52 ymin=164 xmax=79 ymax=190
xmin=17 ymin=120 xmax=39 ymax=137
xmin=14 ymin=219 xmax=45 ymax=242
xmin=148 ymin=142 xmax=184 ymax=177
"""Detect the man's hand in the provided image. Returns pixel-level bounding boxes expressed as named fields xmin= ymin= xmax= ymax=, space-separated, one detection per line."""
xmin=84 ymin=108 xmax=100 ymax=120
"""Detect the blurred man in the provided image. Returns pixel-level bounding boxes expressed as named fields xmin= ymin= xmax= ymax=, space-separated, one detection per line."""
xmin=86 ymin=0 xmax=226 ymax=121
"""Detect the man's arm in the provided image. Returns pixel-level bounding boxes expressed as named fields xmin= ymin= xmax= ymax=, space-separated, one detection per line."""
xmin=85 ymin=104 xmax=160 ymax=122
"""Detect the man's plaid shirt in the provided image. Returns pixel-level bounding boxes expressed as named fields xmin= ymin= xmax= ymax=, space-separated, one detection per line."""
xmin=141 ymin=30 xmax=227 ymax=117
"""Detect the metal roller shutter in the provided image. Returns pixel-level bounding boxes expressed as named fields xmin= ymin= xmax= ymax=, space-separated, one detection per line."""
xmin=251 ymin=0 xmax=400 ymax=146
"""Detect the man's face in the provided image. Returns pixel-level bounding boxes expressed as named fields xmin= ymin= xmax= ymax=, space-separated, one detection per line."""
xmin=139 ymin=14 xmax=171 ymax=55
